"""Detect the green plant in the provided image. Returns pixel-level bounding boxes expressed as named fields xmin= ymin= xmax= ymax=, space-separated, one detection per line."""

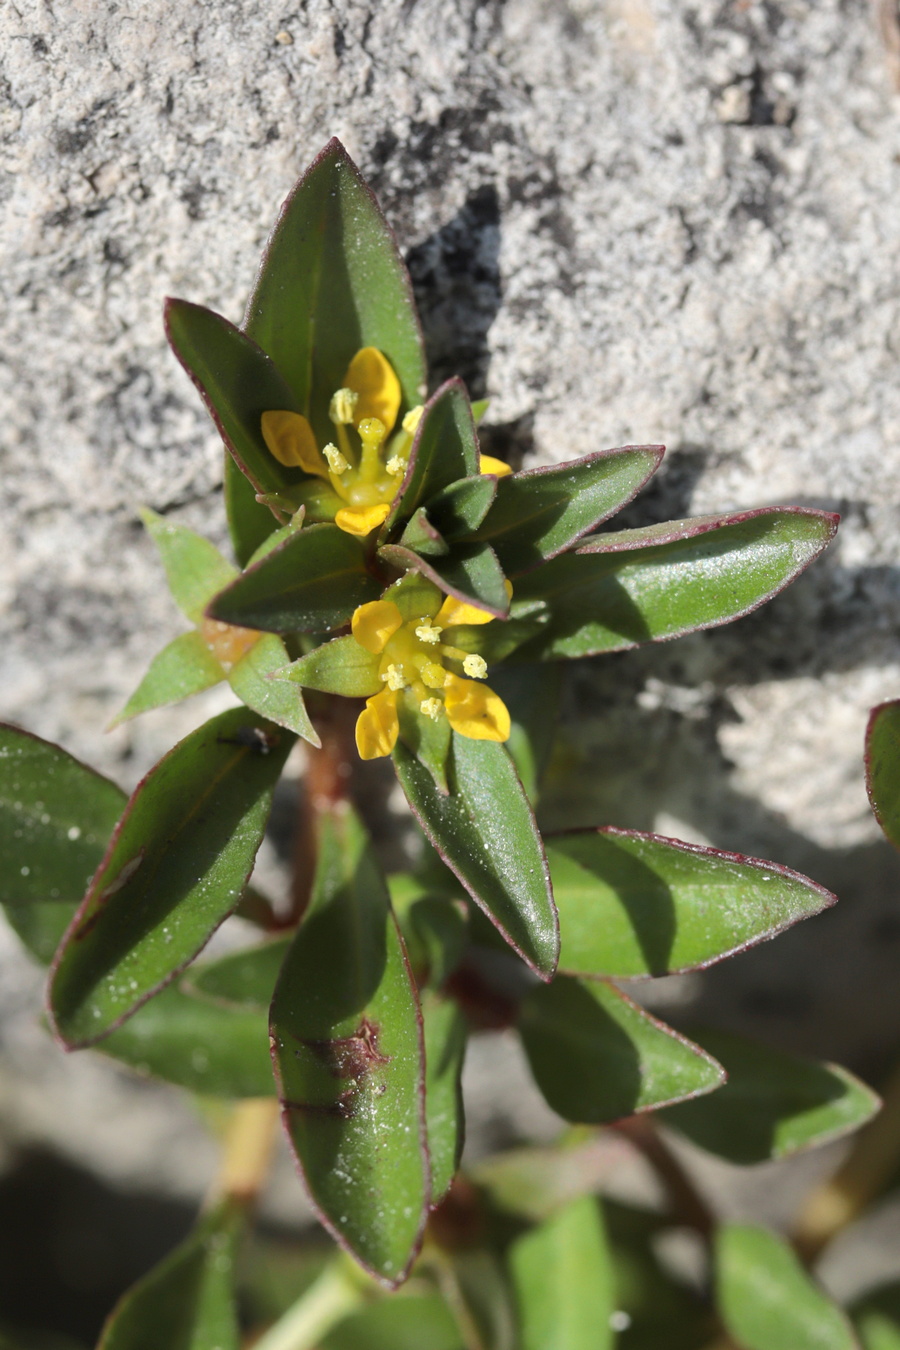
xmin=0 ymin=140 xmax=882 ymax=1349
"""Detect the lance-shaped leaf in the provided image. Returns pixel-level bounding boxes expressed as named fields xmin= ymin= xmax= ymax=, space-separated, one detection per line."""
xmin=473 ymin=445 xmax=665 ymax=576
xmin=379 ymin=542 xmax=510 ymax=618
xmin=519 ymin=976 xmax=724 ymax=1122
xmin=421 ymin=989 xmax=467 ymax=1204
xmin=229 ymin=633 xmax=319 ymax=743
xmin=100 ymin=979 xmax=275 ymax=1097
xmin=490 ymin=664 xmax=563 ymax=803
xmin=385 ymin=380 xmax=480 ymax=532
xmin=547 ymin=829 xmax=835 ymax=979
xmin=111 ymin=630 xmax=225 ymax=727
xmin=716 ymin=1224 xmax=860 ymax=1350
xmin=509 ymin=1196 xmax=615 ymax=1350
xmin=225 ymin=449 xmax=280 ymax=566
xmin=207 ymin=524 xmax=380 ymax=633
xmin=0 ymin=725 xmax=126 ymax=964
xmin=867 ymin=701 xmax=900 ymax=852
xmin=244 ymin=137 xmax=425 ymax=446
xmin=851 ymin=1283 xmax=900 ymax=1350
xmin=281 ymin=635 xmax=382 ymax=698
xmin=98 ymin=1198 xmax=242 ymax=1350
xmin=427 ymin=474 xmax=497 ymax=539
xmin=393 ymin=734 xmax=558 ymax=979
xmin=270 ymin=807 xmax=428 ymax=1286
xmin=513 ymin=507 xmax=839 ymax=659
xmin=48 ymin=709 xmax=292 ymax=1048
xmin=662 ymin=1029 xmax=880 ymax=1164
xmin=140 ymin=507 xmax=239 ymax=623
xmin=187 ymin=936 xmax=291 ymax=1011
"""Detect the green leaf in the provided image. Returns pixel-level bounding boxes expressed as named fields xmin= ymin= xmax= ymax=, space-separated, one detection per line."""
xmin=398 ymin=894 xmax=468 ymax=988
xmin=321 ymin=1296 xmax=464 ymax=1350
xmin=98 ymin=1199 xmax=242 ymax=1350
xmin=379 ymin=542 xmax=510 ymax=618
xmin=716 ymin=1224 xmax=860 ymax=1350
xmin=852 ymin=1283 xmax=900 ymax=1350
xmin=392 ymin=734 xmax=558 ymax=979
xmin=100 ymin=979 xmax=274 ymax=1096
xmin=475 ymin=446 xmax=664 ymax=576
xmin=0 ymin=725 xmax=126 ymax=964
xmin=421 ymin=989 xmax=467 ymax=1204
xmin=427 ymin=474 xmax=498 ymax=538
xmin=48 ymin=708 xmax=293 ymax=1048
xmin=282 ymin=635 xmax=381 ymax=697
xmin=662 ymin=1029 xmax=880 ymax=1164
xmin=207 ymin=525 xmax=380 ymax=634
xmin=187 ymin=936 xmax=292 ymax=1011
xmin=224 ymin=449 xmax=280 ymax=567
xmin=397 ymin=690 xmax=451 ymax=794
xmin=867 ymin=701 xmax=900 ymax=852
xmin=228 ymin=632 xmax=319 ymax=743
xmin=244 ymin=138 xmax=426 ymax=446
xmin=111 ymin=631 xmax=224 ymax=727
xmin=398 ymin=508 xmax=449 ymax=558
xmin=270 ymin=807 xmax=428 ymax=1286
xmin=140 ymin=508 xmax=238 ymax=624
xmin=489 ymin=665 xmax=563 ymax=803
xmin=547 ymin=829 xmax=835 ymax=978
xmin=386 ymin=380 xmax=480 ymax=531
xmin=519 ymin=976 xmax=724 ymax=1122
xmin=509 ymin=1196 xmax=615 ymax=1350
xmin=514 ymin=508 xmax=839 ymax=659
xmin=165 ymin=298 xmax=303 ymax=499
xmin=470 ymin=1137 xmax=617 ymax=1222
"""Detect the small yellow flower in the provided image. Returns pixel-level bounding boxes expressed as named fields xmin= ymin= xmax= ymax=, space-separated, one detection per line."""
xmin=261 ymin=347 xmax=422 ymax=537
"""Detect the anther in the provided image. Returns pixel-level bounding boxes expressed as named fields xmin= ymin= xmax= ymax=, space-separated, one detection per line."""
xmin=415 ymin=618 xmax=442 ymax=644
xmin=330 ymin=388 xmax=359 ymax=425
xmin=463 ymin=654 xmax=488 ymax=679
xmin=323 ymin=443 xmax=350 ymax=474
xmin=420 ymin=697 xmax=442 ymax=721
xmin=381 ymin=663 xmax=407 ymax=691
xmin=402 ymin=406 xmax=424 ymax=435
xmin=386 ymin=455 xmax=405 ymax=477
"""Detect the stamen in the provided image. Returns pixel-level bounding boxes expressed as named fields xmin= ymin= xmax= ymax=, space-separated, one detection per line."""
xmin=415 ymin=618 xmax=442 ymax=644
xmin=381 ymin=663 xmax=407 ymax=691
xmin=323 ymin=443 xmax=349 ymax=474
xmin=420 ymin=697 xmax=443 ymax=721
xmin=330 ymin=388 xmax=359 ymax=425
xmin=402 ymin=405 xmax=424 ymax=435
xmin=463 ymin=654 xmax=488 ymax=679
xmin=386 ymin=454 xmax=405 ymax=477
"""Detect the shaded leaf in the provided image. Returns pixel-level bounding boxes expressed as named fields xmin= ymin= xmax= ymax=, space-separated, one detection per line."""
xmin=421 ymin=989 xmax=467 ymax=1204
xmin=270 ymin=807 xmax=428 ymax=1285
xmin=281 ymin=635 xmax=381 ymax=697
xmin=397 ymin=691 xmax=452 ymax=794
xmin=0 ymin=725 xmax=126 ymax=964
xmin=427 ymin=474 xmax=497 ymax=539
xmin=111 ymin=631 xmax=224 ymax=727
xmin=398 ymin=507 xmax=449 ymax=558
xmin=716 ymin=1224 xmax=860 ymax=1350
xmin=386 ymin=380 xmax=479 ymax=531
xmin=393 ymin=734 xmax=558 ymax=979
xmin=48 ymin=708 xmax=292 ymax=1048
xmin=519 ymin=976 xmax=724 ymax=1122
xmin=187 ymin=936 xmax=292 ymax=1011
xmin=228 ymin=632 xmax=319 ymax=743
xmin=320 ymin=1295 xmax=464 ymax=1350
xmin=141 ymin=508 xmax=239 ymax=624
xmin=224 ymin=449 xmax=280 ymax=567
xmin=471 ymin=1137 xmax=617 ymax=1223
xmin=851 ymin=1282 xmax=900 ymax=1350
xmin=514 ymin=508 xmax=839 ymax=659
xmin=867 ymin=701 xmax=900 ymax=852
xmin=398 ymin=894 xmax=468 ymax=988
xmin=379 ymin=541 xmax=510 ymax=618
xmin=509 ymin=1196 xmax=615 ymax=1350
xmin=547 ymin=828 xmax=835 ymax=978
xmin=490 ymin=664 xmax=563 ymax=803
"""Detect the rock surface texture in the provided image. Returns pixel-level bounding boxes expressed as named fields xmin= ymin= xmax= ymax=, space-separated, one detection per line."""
xmin=2 ymin=0 xmax=900 ymax=1241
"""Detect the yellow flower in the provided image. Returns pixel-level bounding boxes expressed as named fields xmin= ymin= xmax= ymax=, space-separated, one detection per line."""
xmin=351 ymin=594 xmax=511 ymax=760
xmin=261 ymin=347 xmax=422 ymax=537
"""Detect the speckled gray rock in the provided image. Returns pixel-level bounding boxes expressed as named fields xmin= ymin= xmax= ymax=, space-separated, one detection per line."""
xmin=2 ymin=0 xmax=900 ymax=1245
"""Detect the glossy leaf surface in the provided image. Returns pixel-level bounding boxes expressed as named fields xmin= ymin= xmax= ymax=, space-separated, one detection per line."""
xmin=112 ymin=631 xmax=224 ymax=726
xmin=663 ymin=1029 xmax=880 ymax=1163
xmin=244 ymin=138 xmax=425 ymax=445
xmin=270 ymin=808 xmax=428 ymax=1285
xmin=867 ymin=701 xmax=900 ymax=852
xmin=49 ymin=709 xmax=292 ymax=1047
xmin=386 ymin=380 xmax=480 ymax=530
xmin=476 ymin=446 xmax=664 ymax=576
xmin=716 ymin=1224 xmax=860 ymax=1350
xmin=519 ymin=976 xmax=724 ymax=1122
xmin=0 ymin=725 xmax=126 ymax=963
xmin=207 ymin=524 xmax=379 ymax=633
xmin=379 ymin=542 xmax=509 ymax=618
xmin=393 ymin=734 xmax=558 ymax=979
xmin=509 ymin=1196 xmax=615 ymax=1350
xmin=421 ymin=989 xmax=467 ymax=1203
xmin=547 ymin=829 xmax=835 ymax=978
xmin=98 ymin=1199 xmax=241 ymax=1350
xmin=427 ymin=474 xmax=497 ymax=539
xmin=514 ymin=508 xmax=838 ymax=658
xmin=141 ymin=508 xmax=238 ymax=623
xmin=228 ymin=633 xmax=319 ymax=743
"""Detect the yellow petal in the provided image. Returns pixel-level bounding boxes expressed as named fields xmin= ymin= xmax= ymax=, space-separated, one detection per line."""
xmin=356 ymin=688 xmax=399 ymax=759
xmin=435 ymin=595 xmax=495 ymax=627
xmin=335 ymin=502 xmax=391 ymax=536
xmin=444 ymin=674 xmax=510 ymax=742
xmin=351 ymin=600 xmax=403 ymax=654
xmin=343 ymin=347 xmax=402 ymax=433
xmin=480 ymin=454 xmax=513 ymax=478
xmin=261 ymin=410 xmax=326 ymax=475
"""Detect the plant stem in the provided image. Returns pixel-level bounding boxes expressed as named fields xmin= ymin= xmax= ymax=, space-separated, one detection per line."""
xmin=290 ymin=697 xmax=357 ymax=923
xmin=613 ymin=1115 xmax=715 ymax=1238
xmin=213 ymin=1097 xmax=281 ymax=1209
xmin=248 ymin=1261 xmax=366 ymax=1350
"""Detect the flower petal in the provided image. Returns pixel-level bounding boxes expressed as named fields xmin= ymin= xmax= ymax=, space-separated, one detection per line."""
xmin=343 ymin=347 xmax=402 ymax=433
xmin=335 ymin=502 xmax=392 ymax=536
xmin=356 ymin=688 xmax=400 ymax=759
xmin=351 ymin=599 xmax=404 ymax=654
xmin=480 ymin=454 xmax=513 ymax=478
xmin=444 ymin=674 xmax=510 ymax=742
xmin=261 ymin=410 xmax=327 ymax=475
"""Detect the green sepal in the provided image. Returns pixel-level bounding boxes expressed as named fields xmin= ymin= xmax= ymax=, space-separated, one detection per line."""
xmin=244 ymin=137 xmax=426 ymax=447
xmin=281 ymin=634 xmax=381 ymax=697
xmin=228 ymin=632 xmax=319 ymax=743
xmin=0 ymin=725 xmax=126 ymax=964
xmin=398 ymin=507 xmax=449 ymax=558
xmin=385 ymin=379 xmax=480 ymax=532
xmin=97 ymin=1198 xmax=242 ymax=1350
xmin=270 ymin=807 xmax=428 ymax=1286
xmin=518 ymin=975 xmax=725 ymax=1122
xmin=448 ymin=597 xmax=549 ymax=665
xmin=662 ymin=1029 xmax=880 ymax=1164
xmin=186 ymin=935 xmax=291 ymax=1011
xmin=474 ymin=445 xmax=664 ymax=576
xmin=547 ymin=828 xmax=836 ymax=978
xmin=224 ymin=449 xmax=280 ymax=567
xmin=206 ymin=524 xmax=380 ymax=634
xmin=867 ymin=700 xmax=900 ymax=852
xmin=48 ymin=708 xmax=293 ymax=1048
xmin=392 ymin=733 xmax=558 ymax=979
xmin=716 ymin=1224 xmax=860 ymax=1350
xmin=110 ymin=630 xmax=224 ymax=727
xmin=384 ymin=572 xmax=444 ymax=621
xmin=421 ymin=988 xmax=468 ymax=1204
xmin=398 ymin=689 xmax=451 ymax=793
xmin=140 ymin=507 xmax=237 ymax=624
xmin=514 ymin=507 xmax=840 ymax=659
xmin=509 ymin=1196 xmax=615 ymax=1350
xmin=427 ymin=474 xmax=497 ymax=538
xmin=379 ymin=542 xmax=509 ymax=619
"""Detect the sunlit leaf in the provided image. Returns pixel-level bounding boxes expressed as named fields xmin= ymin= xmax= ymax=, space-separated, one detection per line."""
xmin=509 ymin=1196 xmax=615 ymax=1350
xmin=228 ymin=632 xmax=319 ymax=743
xmin=111 ymin=631 xmax=224 ymax=727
